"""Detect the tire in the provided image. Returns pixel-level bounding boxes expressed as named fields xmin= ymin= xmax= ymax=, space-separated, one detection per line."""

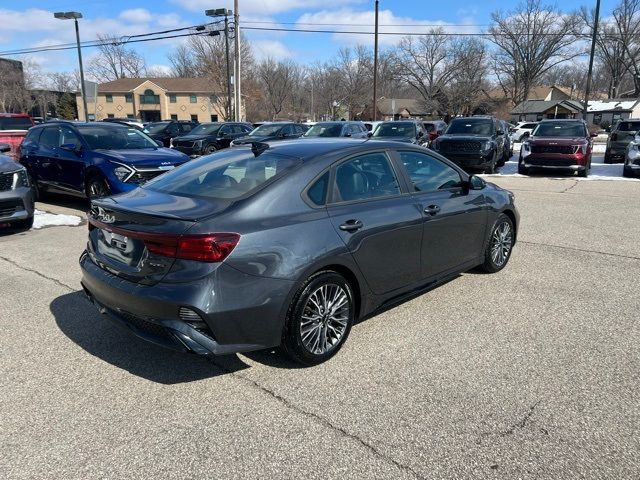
xmin=85 ymin=174 xmax=111 ymax=199
xmin=204 ymin=144 xmax=218 ymax=155
xmin=11 ymin=216 xmax=34 ymax=231
xmin=577 ymin=159 xmax=590 ymax=178
xmin=498 ymin=148 xmax=509 ymax=167
xmin=517 ymin=157 xmax=529 ymax=175
xmin=484 ymin=154 xmax=496 ymax=174
xmin=604 ymin=152 xmax=613 ymax=164
xmin=282 ymin=271 xmax=355 ymax=365
xmin=479 ymin=213 xmax=514 ymax=273
xmin=623 ymin=166 xmax=633 ymax=178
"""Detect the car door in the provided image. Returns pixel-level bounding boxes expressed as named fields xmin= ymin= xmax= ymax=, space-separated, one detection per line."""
xmin=326 ymin=150 xmax=423 ymax=294
xmin=55 ymin=125 xmax=86 ymax=193
xmin=216 ymin=124 xmax=233 ymax=148
xmin=32 ymin=126 xmax=62 ymax=188
xmin=395 ymin=150 xmax=488 ymax=279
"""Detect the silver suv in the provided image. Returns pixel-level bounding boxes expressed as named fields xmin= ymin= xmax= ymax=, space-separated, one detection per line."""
xmin=606 ymin=119 xmax=640 ymax=164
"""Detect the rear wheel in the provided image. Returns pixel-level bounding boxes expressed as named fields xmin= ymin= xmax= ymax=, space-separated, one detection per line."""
xmin=484 ymin=154 xmax=496 ymax=174
xmin=479 ymin=213 xmax=514 ymax=273
xmin=85 ymin=174 xmax=111 ymax=199
xmin=282 ymin=271 xmax=355 ymax=365
xmin=623 ymin=166 xmax=633 ymax=178
xmin=204 ymin=144 xmax=217 ymax=155
xmin=604 ymin=152 xmax=613 ymax=164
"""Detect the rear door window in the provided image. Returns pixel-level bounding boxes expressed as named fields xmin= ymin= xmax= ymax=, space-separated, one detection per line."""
xmin=59 ymin=126 xmax=80 ymax=147
xmin=145 ymin=149 xmax=301 ymax=200
xmin=617 ymin=121 xmax=640 ymax=132
xmin=334 ymin=152 xmax=400 ymax=202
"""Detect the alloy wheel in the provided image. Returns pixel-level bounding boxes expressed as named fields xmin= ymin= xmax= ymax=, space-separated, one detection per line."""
xmin=299 ymin=283 xmax=350 ymax=355
xmin=88 ymin=178 xmax=109 ymax=199
xmin=491 ymin=221 xmax=513 ymax=267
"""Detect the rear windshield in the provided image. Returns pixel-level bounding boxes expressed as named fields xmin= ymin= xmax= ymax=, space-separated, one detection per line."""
xmin=0 ymin=117 xmax=32 ymax=130
xmin=250 ymin=124 xmax=283 ymax=136
xmin=144 ymin=149 xmax=302 ymax=200
xmin=145 ymin=122 xmax=169 ymax=133
xmin=446 ymin=119 xmax=493 ymax=135
xmin=533 ymin=122 xmax=586 ymax=137
xmin=616 ymin=121 xmax=640 ymax=132
xmin=373 ymin=122 xmax=416 ymax=138
xmin=304 ymin=123 xmax=343 ymax=137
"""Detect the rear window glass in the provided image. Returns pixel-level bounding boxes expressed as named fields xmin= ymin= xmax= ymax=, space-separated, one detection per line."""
xmin=617 ymin=121 xmax=640 ymax=132
xmin=144 ymin=149 xmax=302 ymax=200
xmin=0 ymin=117 xmax=32 ymax=130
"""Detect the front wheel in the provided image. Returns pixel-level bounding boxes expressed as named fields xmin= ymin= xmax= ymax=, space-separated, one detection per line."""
xmin=484 ymin=154 xmax=496 ymax=174
xmin=479 ymin=213 xmax=514 ymax=273
xmin=85 ymin=175 xmax=111 ymax=199
xmin=282 ymin=271 xmax=355 ymax=365
xmin=204 ymin=144 xmax=218 ymax=155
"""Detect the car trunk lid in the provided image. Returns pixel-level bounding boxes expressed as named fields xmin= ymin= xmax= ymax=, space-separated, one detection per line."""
xmin=86 ymin=189 xmax=233 ymax=285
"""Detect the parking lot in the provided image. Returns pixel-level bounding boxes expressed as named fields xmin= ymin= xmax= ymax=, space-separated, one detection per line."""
xmin=2 ymin=160 xmax=639 ymax=478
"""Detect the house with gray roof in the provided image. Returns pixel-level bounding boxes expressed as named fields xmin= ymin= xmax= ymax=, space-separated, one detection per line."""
xmin=511 ymin=99 xmax=584 ymax=123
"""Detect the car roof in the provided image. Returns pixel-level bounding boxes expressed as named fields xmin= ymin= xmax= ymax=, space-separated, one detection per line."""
xmin=0 ymin=113 xmax=31 ymax=118
xmin=239 ymin=138 xmax=416 ymax=160
xmin=539 ymin=119 xmax=585 ymax=123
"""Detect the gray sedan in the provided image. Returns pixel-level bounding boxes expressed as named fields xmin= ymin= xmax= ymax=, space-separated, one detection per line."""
xmin=81 ymin=139 xmax=519 ymax=365
xmin=0 ymin=143 xmax=34 ymax=229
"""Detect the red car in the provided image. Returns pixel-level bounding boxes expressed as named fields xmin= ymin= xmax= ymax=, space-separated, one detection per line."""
xmin=518 ymin=119 xmax=595 ymax=177
xmin=423 ymin=120 xmax=448 ymax=143
xmin=0 ymin=113 xmax=34 ymax=161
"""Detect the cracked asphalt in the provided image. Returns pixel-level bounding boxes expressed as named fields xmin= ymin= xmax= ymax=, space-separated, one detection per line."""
xmin=1 ymin=177 xmax=639 ymax=479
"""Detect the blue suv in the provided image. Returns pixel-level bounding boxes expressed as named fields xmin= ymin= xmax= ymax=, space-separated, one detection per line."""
xmin=20 ymin=121 xmax=190 ymax=199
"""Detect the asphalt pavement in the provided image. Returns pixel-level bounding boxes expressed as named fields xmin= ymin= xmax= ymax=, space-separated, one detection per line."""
xmin=1 ymin=175 xmax=639 ymax=479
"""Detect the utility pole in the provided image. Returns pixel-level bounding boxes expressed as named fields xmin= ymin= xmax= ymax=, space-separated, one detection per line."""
xmin=583 ymin=0 xmax=601 ymax=122
xmin=224 ymin=14 xmax=232 ymax=120
xmin=372 ymin=0 xmax=379 ymax=121
xmin=54 ymin=12 xmax=88 ymax=121
xmin=234 ymin=0 xmax=241 ymax=121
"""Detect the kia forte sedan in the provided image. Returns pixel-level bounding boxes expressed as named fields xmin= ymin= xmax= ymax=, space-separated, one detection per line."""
xmin=81 ymin=139 xmax=518 ymax=365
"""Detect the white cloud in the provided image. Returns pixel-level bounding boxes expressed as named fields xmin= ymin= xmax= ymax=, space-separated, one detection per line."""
xmin=172 ymin=0 xmax=364 ymax=15
xmin=252 ymin=40 xmax=295 ymax=60
xmin=296 ymin=8 xmax=480 ymax=47
xmin=147 ymin=64 xmax=173 ymax=75
xmin=119 ymin=9 xmax=154 ymax=24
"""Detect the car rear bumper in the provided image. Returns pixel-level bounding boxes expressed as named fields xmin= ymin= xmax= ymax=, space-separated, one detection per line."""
xmin=0 ymin=187 xmax=35 ymax=223
xmin=79 ymin=251 xmax=294 ymax=356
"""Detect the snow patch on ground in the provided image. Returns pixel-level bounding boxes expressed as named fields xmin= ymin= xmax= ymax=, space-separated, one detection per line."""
xmin=480 ymin=155 xmax=640 ymax=182
xmin=592 ymin=144 xmax=606 ymax=153
xmin=32 ymin=209 xmax=83 ymax=229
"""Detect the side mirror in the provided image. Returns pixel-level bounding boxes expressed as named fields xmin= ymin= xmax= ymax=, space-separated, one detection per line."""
xmin=155 ymin=140 xmax=164 ymax=147
xmin=344 ymin=133 xmax=352 ymax=138
xmin=468 ymin=175 xmax=486 ymax=191
xmin=418 ymin=131 xmax=424 ymax=137
xmin=367 ymin=132 xmax=373 ymax=138
xmin=60 ymin=143 xmax=82 ymax=154
xmin=0 ymin=143 xmax=10 ymax=153
xmin=496 ymin=129 xmax=504 ymax=135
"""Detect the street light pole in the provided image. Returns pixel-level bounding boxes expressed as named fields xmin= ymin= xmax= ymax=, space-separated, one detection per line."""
xmin=372 ymin=0 xmax=379 ymax=121
xmin=205 ymin=9 xmax=233 ymax=121
xmin=234 ymin=0 xmax=241 ymax=121
xmin=55 ymin=12 xmax=88 ymax=121
xmin=583 ymin=0 xmax=601 ymax=122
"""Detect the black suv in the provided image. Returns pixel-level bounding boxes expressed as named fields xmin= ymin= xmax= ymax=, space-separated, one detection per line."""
xmin=145 ymin=120 xmax=198 ymax=147
xmin=431 ymin=116 xmax=508 ymax=173
xmin=231 ymin=122 xmax=308 ymax=146
xmin=171 ymin=122 xmax=253 ymax=157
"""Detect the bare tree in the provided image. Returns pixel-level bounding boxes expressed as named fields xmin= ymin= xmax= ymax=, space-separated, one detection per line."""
xmin=256 ymin=58 xmax=299 ymax=120
xmin=168 ymin=44 xmax=199 ymax=77
xmin=394 ymin=28 xmax=477 ymax=114
xmin=0 ymin=57 xmax=40 ymax=113
xmin=445 ymin=38 xmax=489 ymax=116
xmin=611 ymin=0 xmax=640 ymax=95
xmin=46 ymin=72 xmax=78 ymax=92
xmin=489 ymin=0 xmax=581 ymax=106
xmin=86 ymin=34 xmax=147 ymax=82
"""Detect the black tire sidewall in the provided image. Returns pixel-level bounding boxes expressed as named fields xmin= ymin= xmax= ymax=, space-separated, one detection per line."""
xmin=482 ymin=213 xmax=514 ymax=273
xmin=86 ymin=175 xmax=110 ymax=199
xmin=283 ymin=271 xmax=355 ymax=365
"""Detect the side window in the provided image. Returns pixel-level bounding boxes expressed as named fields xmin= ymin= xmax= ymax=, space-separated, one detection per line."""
xmin=24 ymin=128 xmax=42 ymax=143
xmin=219 ymin=125 xmax=231 ymax=136
xmin=295 ymin=125 xmax=306 ymax=135
xmin=400 ymin=151 xmax=461 ymax=192
xmin=181 ymin=123 xmax=193 ymax=133
xmin=167 ymin=124 xmax=179 ymax=135
xmin=282 ymin=125 xmax=295 ymax=136
xmin=307 ymin=171 xmax=329 ymax=206
xmin=59 ymin=126 xmax=80 ymax=147
xmin=241 ymin=124 xmax=252 ymax=133
xmin=39 ymin=127 xmax=60 ymax=148
xmin=334 ymin=152 xmax=400 ymax=202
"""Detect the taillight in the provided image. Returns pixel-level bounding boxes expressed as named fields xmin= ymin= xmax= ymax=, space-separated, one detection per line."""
xmin=143 ymin=233 xmax=240 ymax=262
xmin=88 ymin=218 xmax=240 ymax=262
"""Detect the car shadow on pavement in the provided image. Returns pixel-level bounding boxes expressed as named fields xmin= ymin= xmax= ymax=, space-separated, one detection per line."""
xmin=51 ymin=291 xmax=250 ymax=384
xmin=38 ymin=192 xmax=89 ymax=213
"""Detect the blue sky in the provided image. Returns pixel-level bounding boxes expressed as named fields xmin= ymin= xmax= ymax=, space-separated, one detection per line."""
xmin=0 ymin=0 xmax=620 ymax=78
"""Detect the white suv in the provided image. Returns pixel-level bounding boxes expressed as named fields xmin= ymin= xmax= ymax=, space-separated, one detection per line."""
xmin=510 ymin=122 xmax=538 ymax=142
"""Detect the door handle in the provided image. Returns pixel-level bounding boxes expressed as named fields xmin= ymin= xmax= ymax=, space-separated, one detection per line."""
xmin=339 ymin=220 xmax=363 ymax=232
xmin=424 ymin=205 xmax=440 ymax=215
